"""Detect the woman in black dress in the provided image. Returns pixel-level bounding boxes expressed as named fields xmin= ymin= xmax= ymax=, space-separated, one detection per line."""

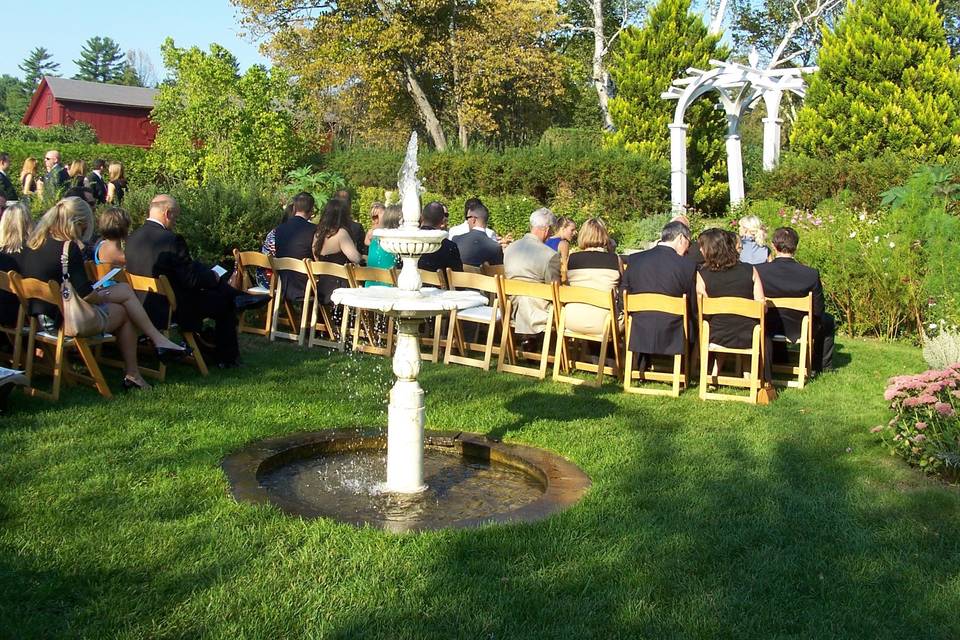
xmin=311 ymin=198 xmax=361 ymax=304
xmin=696 ymin=228 xmax=769 ymax=378
xmin=106 ymin=162 xmax=127 ymax=205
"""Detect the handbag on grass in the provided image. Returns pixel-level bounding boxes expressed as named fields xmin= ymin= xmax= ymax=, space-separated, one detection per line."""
xmin=60 ymin=241 xmax=106 ymax=338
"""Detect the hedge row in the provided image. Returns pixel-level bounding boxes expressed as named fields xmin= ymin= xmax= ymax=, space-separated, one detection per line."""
xmin=0 ymin=140 xmax=155 ymax=189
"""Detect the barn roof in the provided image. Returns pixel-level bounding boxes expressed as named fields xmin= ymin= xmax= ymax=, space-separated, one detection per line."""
xmin=43 ymin=76 xmax=157 ymax=108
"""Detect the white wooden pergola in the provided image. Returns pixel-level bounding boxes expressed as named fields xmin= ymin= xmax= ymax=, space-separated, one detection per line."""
xmin=661 ymin=55 xmax=814 ymax=211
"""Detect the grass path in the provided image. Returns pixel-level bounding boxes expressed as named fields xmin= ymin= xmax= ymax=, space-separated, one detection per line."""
xmin=2 ymin=337 xmax=958 ymax=639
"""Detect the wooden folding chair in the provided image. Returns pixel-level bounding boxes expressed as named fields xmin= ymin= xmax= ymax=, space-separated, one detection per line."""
xmin=269 ymin=257 xmax=314 ymax=345
xmin=462 ymin=264 xmax=484 ymax=275
xmin=767 ymin=293 xmax=813 ymax=389
xmin=84 ymin=260 xmax=123 ymax=283
xmin=11 ymin=274 xmax=114 ymax=400
xmin=553 ymin=284 xmax=621 ymax=387
xmin=698 ymin=295 xmax=766 ymax=404
xmin=482 ymin=262 xmax=505 ymax=277
xmin=125 ymin=273 xmax=208 ymax=378
xmin=443 ymin=270 xmax=503 ymax=370
xmin=233 ymin=249 xmax=275 ymax=337
xmin=418 ymin=269 xmax=448 ymax=362
xmin=0 ymin=271 xmax=26 ymax=368
xmin=346 ymin=264 xmax=396 ymax=356
xmin=497 ymin=279 xmax=557 ymax=380
xmin=305 ymin=259 xmax=350 ymax=351
xmin=623 ymin=293 xmax=689 ymax=397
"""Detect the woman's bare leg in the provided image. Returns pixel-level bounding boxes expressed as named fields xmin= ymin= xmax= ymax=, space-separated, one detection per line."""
xmin=102 ymin=303 xmax=150 ymax=387
xmin=94 ymin=284 xmax=184 ymax=351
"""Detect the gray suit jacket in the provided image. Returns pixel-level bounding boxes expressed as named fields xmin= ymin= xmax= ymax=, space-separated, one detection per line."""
xmin=504 ymin=233 xmax=560 ymax=334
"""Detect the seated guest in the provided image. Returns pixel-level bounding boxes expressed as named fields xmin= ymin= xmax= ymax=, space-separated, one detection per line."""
xmin=564 ymin=218 xmax=620 ymax=335
xmin=545 ymin=216 xmax=576 ymax=271
xmin=756 ymin=226 xmax=835 ymax=373
xmin=274 ymin=192 xmax=316 ymax=302
xmin=86 ymin=159 xmax=108 ymax=204
xmin=504 ymin=208 xmax=561 ymax=337
xmin=453 ymin=203 xmax=503 ymax=267
xmin=93 ymin=207 xmax=131 ymax=267
xmin=68 ymin=159 xmax=87 ymax=190
xmin=672 ymin=213 xmax=704 ymax=266
xmin=21 ymin=197 xmax=189 ymax=389
xmin=335 ymin=189 xmax=367 ymax=252
xmin=449 ymin=198 xmax=497 ymax=241
xmin=256 ymin=204 xmax=293 ymax=289
xmin=621 ymin=220 xmax=697 ymax=369
xmin=0 ymin=201 xmax=32 ymax=327
xmin=365 ymin=204 xmax=401 ymax=287
xmin=312 ymin=197 xmax=362 ymax=303
xmin=364 ymin=202 xmax=386 ymax=247
xmin=0 ymin=152 xmax=17 ymax=200
xmin=418 ymin=201 xmax=463 ymax=273
xmin=738 ymin=215 xmax=769 ymax=264
xmin=126 ymin=195 xmax=267 ymax=368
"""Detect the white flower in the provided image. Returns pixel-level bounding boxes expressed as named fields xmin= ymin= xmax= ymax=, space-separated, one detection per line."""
xmin=858 ymin=213 xmax=866 ymax=221
xmin=873 ymin=236 xmax=879 ymax=243
xmin=929 ymin=323 xmax=939 ymax=330
xmin=849 ymin=231 xmax=857 ymax=238
xmin=889 ymin=242 xmax=895 ymax=248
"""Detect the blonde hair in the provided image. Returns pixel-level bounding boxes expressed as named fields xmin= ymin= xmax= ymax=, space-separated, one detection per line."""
xmin=20 ymin=157 xmax=38 ymax=180
xmin=27 ymin=197 xmax=94 ymax=250
xmin=381 ymin=204 xmax=402 ymax=230
xmin=738 ymin=215 xmax=767 ymax=246
xmin=0 ymin=201 xmax=33 ymax=253
xmin=68 ymin=159 xmax=86 ymax=179
xmin=108 ymin=162 xmax=124 ymax=182
xmin=577 ymin=218 xmax=610 ymax=250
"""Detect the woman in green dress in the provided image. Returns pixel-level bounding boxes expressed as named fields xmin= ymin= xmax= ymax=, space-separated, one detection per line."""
xmin=365 ymin=203 xmax=400 ymax=287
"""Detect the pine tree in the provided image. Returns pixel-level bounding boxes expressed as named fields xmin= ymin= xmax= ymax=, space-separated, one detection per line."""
xmin=606 ymin=0 xmax=729 ymax=210
xmin=74 ymin=37 xmax=126 ymax=83
xmin=791 ymin=0 xmax=960 ymax=160
xmin=19 ymin=47 xmax=60 ymax=87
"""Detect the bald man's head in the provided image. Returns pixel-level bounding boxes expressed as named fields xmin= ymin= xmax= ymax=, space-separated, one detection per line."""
xmin=149 ymin=194 xmax=181 ymax=229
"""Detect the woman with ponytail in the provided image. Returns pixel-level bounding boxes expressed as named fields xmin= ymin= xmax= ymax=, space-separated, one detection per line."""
xmin=20 ymin=197 xmax=190 ymax=390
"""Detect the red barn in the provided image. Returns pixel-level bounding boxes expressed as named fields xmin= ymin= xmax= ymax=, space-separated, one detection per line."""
xmin=22 ymin=77 xmax=158 ymax=147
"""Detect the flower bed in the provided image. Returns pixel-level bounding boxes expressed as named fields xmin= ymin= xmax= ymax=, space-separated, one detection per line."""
xmin=876 ymin=364 xmax=960 ymax=476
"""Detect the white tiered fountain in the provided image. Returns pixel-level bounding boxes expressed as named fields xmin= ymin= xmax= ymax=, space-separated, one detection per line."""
xmin=330 ymin=133 xmax=486 ymax=494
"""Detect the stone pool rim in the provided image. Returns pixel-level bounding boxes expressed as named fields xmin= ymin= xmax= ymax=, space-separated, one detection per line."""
xmin=221 ymin=428 xmax=592 ymax=532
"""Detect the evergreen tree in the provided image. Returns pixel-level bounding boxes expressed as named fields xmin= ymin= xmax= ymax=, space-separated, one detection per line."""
xmin=0 ymin=75 xmax=30 ymax=119
xmin=791 ymin=0 xmax=960 ymax=160
xmin=606 ymin=0 xmax=729 ymax=210
xmin=19 ymin=47 xmax=60 ymax=86
xmin=74 ymin=37 xmax=126 ymax=83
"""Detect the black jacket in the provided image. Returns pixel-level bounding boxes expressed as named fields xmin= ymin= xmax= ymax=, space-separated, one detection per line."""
xmin=273 ymin=216 xmax=316 ymax=301
xmin=621 ymin=244 xmax=698 ymax=355
xmin=755 ymin=256 xmax=826 ymax=339
xmin=0 ymin=170 xmax=17 ymax=200
xmin=19 ymin=237 xmax=92 ymax=321
xmin=125 ymin=220 xmax=220 ymax=330
xmin=418 ymin=226 xmax=463 ymax=274
xmin=86 ymin=172 xmax=107 ymax=204
xmin=454 ymin=229 xmax=503 ymax=267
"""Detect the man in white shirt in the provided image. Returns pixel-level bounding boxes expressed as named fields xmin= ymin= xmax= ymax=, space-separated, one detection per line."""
xmin=448 ymin=197 xmax=498 ymax=241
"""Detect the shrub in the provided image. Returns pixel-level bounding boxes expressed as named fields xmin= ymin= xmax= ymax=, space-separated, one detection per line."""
xmin=539 ymin=127 xmax=603 ymax=149
xmin=0 ymin=140 xmax=156 ymax=187
xmin=0 ymin=115 xmax=98 ymax=144
xmin=875 ymin=365 xmax=960 ymax=476
xmin=924 ymin=331 xmax=960 ymax=370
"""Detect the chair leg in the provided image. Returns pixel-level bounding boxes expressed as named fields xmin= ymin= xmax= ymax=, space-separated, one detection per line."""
xmin=596 ymin=328 xmax=610 ymax=387
xmin=698 ymin=325 xmax=709 ymax=400
xmin=672 ymin=353 xmax=682 ymax=397
xmin=75 ymin=339 xmax=112 ymax=399
xmin=182 ymin=332 xmax=209 ymax=376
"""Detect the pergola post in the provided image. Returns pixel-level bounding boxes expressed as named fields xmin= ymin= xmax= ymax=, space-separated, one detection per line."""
xmin=761 ymin=89 xmax=784 ymax=171
xmin=668 ymin=122 xmax=688 ymax=212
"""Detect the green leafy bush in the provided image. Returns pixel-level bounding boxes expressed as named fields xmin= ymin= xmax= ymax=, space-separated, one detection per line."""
xmin=0 ymin=115 xmax=98 ymax=144
xmin=874 ymin=365 xmax=960 ymax=476
xmin=281 ymin=166 xmax=346 ymax=210
xmin=923 ymin=331 xmax=960 ymax=370
xmin=0 ymin=140 xmax=156 ymax=187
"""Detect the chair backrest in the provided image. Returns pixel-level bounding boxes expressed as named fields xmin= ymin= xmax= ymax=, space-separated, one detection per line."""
xmin=419 ymin=269 xmax=447 ymax=289
xmin=445 ymin=269 xmax=500 ymax=295
xmin=700 ymin=296 xmax=765 ymax=320
xmin=270 ymin=256 xmax=311 ymax=276
xmin=482 ymin=262 xmax=505 ymax=277
xmin=84 ymin=260 xmax=122 ymax=282
xmin=236 ymin=249 xmax=272 ymax=270
xmin=349 ymin=265 xmax=396 ymax=287
xmin=767 ymin=293 xmax=813 ymax=315
xmin=555 ymin=284 xmax=616 ymax=309
xmin=462 ymin=264 xmax=483 ymax=275
xmin=0 ymin=271 xmax=13 ymax=295
xmin=501 ymin=277 xmax=556 ymax=301
xmin=624 ymin=292 xmax=687 ymax=316
xmin=308 ymin=259 xmax=352 ymax=279
xmin=11 ymin=275 xmax=60 ymax=307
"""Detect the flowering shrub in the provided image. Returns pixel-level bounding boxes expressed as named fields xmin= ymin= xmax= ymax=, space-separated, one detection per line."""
xmin=875 ymin=364 xmax=960 ymax=475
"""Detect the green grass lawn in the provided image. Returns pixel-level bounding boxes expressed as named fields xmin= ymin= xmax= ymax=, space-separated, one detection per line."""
xmin=2 ymin=336 xmax=958 ymax=639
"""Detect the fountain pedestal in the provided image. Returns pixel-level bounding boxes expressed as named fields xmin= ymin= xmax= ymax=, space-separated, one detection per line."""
xmin=386 ymin=318 xmax=426 ymax=492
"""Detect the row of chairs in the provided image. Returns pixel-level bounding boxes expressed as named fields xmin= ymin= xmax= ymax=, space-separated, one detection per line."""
xmin=233 ymin=252 xmax=815 ymax=404
xmin=0 ymin=265 xmax=208 ymax=401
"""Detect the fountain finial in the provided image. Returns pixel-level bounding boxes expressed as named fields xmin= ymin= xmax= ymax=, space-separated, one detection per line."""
xmin=398 ymin=132 xmax=423 ymax=230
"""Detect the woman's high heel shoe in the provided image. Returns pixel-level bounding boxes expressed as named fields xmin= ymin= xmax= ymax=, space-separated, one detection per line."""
xmin=121 ymin=376 xmax=152 ymax=391
xmin=156 ymin=344 xmax=193 ymax=364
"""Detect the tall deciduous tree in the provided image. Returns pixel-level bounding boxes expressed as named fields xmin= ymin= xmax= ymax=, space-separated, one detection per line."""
xmin=117 ymin=50 xmax=158 ymax=87
xmin=74 ymin=36 xmax=126 ymax=83
xmin=607 ymin=0 xmax=728 ymax=209
xmin=19 ymin=47 xmax=60 ymax=87
xmin=233 ymin=0 xmax=568 ymax=150
xmin=728 ymin=0 xmax=843 ymax=67
xmin=151 ymin=39 xmax=305 ymax=184
xmin=791 ymin=0 xmax=960 ymax=161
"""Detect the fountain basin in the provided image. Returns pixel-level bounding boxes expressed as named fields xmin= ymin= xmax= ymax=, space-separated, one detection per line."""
xmin=222 ymin=429 xmax=592 ymax=532
xmin=330 ymin=287 xmax=487 ymax=319
xmin=373 ymin=228 xmax=448 ymax=257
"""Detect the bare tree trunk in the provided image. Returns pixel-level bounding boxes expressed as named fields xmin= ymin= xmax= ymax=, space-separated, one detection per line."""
xmin=402 ymin=60 xmax=448 ymax=151
xmin=591 ymin=0 xmax=615 ymax=131
xmin=708 ymin=0 xmax=729 ymax=35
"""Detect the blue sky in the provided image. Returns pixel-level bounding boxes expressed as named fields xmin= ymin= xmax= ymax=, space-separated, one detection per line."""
xmin=3 ymin=0 xmax=271 ymax=81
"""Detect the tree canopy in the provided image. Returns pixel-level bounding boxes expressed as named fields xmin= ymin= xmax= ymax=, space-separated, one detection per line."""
xmin=74 ymin=36 xmax=126 ymax=83
xmin=19 ymin=47 xmax=60 ymax=87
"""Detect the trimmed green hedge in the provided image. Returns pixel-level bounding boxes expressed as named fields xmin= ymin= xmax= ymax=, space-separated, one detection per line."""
xmin=0 ymin=140 xmax=157 ymax=189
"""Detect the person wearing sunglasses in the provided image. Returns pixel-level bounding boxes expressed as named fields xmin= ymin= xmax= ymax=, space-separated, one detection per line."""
xmin=41 ymin=150 xmax=70 ymax=196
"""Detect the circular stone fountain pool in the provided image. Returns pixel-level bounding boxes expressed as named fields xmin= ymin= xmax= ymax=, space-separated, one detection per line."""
xmin=222 ymin=430 xmax=591 ymax=532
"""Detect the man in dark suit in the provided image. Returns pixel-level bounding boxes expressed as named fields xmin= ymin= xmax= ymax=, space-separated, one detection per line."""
xmin=273 ymin=192 xmax=316 ymax=302
xmin=418 ymin=201 xmax=463 ymax=273
xmin=621 ymin=220 xmax=698 ymax=369
xmin=756 ymin=226 xmax=835 ymax=373
xmin=42 ymin=149 xmax=70 ymax=194
xmin=86 ymin=159 xmax=108 ymax=204
xmin=453 ymin=203 xmax=503 ymax=266
xmin=125 ymin=194 xmax=267 ymax=368
xmin=0 ymin=153 xmax=17 ymax=201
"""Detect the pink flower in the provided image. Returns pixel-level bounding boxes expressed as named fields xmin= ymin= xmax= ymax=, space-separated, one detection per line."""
xmin=884 ymin=388 xmax=901 ymax=401
xmin=914 ymin=434 xmax=927 ymax=443
xmin=935 ymin=403 xmax=956 ymax=417
xmin=918 ymin=395 xmax=938 ymax=405
xmin=916 ymin=421 xmax=928 ymax=430
xmin=953 ymin=390 xmax=960 ymax=399
xmin=903 ymin=397 xmax=921 ymax=408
